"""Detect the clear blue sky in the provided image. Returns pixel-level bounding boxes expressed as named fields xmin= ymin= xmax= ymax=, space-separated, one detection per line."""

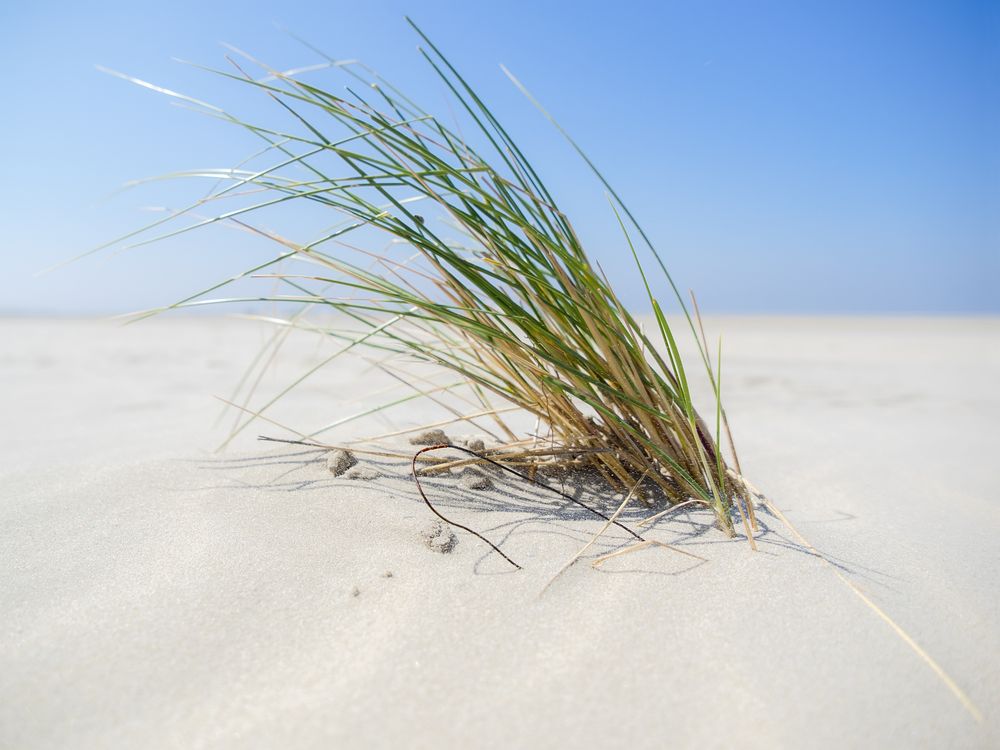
xmin=2 ymin=0 xmax=997 ymax=314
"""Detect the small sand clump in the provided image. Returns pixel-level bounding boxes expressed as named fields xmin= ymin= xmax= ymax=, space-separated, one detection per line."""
xmin=458 ymin=467 xmax=492 ymax=491
xmin=421 ymin=521 xmax=458 ymax=554
xmin=465 ymin=437 xmax=486 ymax=453
xmin=326 ymin=449 xmax=357 ymax=476
xmin=409 ymin=429 xmax=450 ymax=446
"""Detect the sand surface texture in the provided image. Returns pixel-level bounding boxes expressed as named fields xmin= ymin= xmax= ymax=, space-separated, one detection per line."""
xmin=2 ymin=316 xmax=998 ymax=749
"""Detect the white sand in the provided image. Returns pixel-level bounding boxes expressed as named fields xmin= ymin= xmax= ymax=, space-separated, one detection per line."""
xmin=2 ymin=316 xmax=998 ymax=748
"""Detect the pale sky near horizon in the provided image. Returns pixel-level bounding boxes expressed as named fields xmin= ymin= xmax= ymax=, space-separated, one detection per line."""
xmin=2 ymin=0 xmax=997 ymax=314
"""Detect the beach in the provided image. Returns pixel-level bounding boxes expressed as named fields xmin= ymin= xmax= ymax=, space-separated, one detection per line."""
xmin=2 ymin=315 xmax=998 ymax=748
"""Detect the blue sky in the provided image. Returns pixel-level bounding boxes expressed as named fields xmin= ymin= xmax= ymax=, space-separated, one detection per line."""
xmin=2 ymin=0 xmax=997 ymax=314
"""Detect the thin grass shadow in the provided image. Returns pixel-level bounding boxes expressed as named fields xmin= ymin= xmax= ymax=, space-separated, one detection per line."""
xmin=186 ymin=447 xmax=895 ymax=585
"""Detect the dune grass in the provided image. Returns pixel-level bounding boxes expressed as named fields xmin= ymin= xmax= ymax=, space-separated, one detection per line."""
xmin=100 ymin=19 xmax=758 ymax=540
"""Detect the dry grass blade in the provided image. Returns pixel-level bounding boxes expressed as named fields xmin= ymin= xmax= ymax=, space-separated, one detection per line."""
xmin=591 ymin=540 xmax=708 ymax=568
xmin=542 ymin=470 xmax=650 ymax=593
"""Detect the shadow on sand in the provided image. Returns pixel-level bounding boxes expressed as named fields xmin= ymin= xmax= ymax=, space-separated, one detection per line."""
xmin=179 ymin=446 xmax=896 ymax=586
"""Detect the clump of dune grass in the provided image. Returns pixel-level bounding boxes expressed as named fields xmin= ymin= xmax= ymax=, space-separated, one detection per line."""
xmin=97 ymin=19 xmax=759 ymax=541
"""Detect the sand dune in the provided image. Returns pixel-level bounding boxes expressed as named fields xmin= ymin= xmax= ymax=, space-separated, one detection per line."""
xmin=2 ymin=316 xmax=998 ymax=748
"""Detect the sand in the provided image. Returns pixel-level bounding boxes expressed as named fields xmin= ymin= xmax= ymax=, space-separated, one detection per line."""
xmin=2 ymin=316 xmax=998 ymax=748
